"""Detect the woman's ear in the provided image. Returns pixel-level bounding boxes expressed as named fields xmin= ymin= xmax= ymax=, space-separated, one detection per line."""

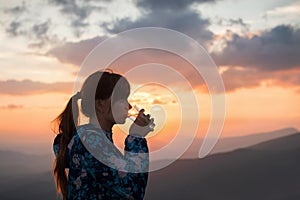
xmin=95 ymin=98 xmax=111 ymax=114
xmin=95 ymin=99 xmax=104 ymax=113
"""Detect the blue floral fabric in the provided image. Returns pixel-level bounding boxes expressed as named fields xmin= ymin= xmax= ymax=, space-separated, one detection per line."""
xmin=53 ymin=123 xmax=149 ymax=200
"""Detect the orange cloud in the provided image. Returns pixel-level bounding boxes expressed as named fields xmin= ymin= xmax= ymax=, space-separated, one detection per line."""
xmin=48 ymin=31 xmax=300 ymax=95
xmin=0 ymin=104 xmax=23 ymax=110
xmin=221 ymin=67 xmax=300 ymax=92
xmin=152 ymin=97 xmax=177 ymax=105
xmin=152 ymin=98 xmax=166 ymax=104
xmin=0 ymin=79 xmax=73 ymax=95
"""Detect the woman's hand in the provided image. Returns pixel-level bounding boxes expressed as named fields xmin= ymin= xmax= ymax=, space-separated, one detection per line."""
xmin=129 ymin=109 xmax=154 ymax=138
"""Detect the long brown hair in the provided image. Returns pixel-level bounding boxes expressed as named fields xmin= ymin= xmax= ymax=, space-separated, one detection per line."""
xmin=53 ymin=71 xmax=130 ymax=200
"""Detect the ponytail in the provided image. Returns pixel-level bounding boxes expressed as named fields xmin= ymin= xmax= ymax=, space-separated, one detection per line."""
xmin=53 ymin=92 xmax=81 ymax=200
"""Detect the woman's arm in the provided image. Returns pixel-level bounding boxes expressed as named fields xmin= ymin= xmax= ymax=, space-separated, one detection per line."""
xmin=123 ymin=135 xmax=149 ymax=200
xmin=81 ymin=128 xmax=149 ymax=199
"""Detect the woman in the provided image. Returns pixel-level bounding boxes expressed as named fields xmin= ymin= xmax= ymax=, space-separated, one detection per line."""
xmin=53 ymin=71 xmax=153 ymax=200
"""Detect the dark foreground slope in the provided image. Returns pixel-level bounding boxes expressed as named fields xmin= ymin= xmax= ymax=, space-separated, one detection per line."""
xmin=144 ymin=133 xmax=300 ymax=200
xmin=0 ymin=133 xmax=299 ymax=200
xmin=0 ymin=151 xmax=56 ymax=200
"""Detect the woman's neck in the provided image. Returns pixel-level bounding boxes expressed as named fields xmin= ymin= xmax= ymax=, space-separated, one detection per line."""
xmin=89 ymin=116 xmax=113 ymax=132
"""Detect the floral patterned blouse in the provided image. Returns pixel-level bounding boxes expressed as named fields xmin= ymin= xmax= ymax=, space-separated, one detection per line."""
xmin=53 ymin=123 xmax=149 ymax=200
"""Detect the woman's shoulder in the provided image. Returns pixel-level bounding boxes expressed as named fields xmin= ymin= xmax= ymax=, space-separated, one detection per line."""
xmin=75 ymin=123 xmax=106 ymax=140
xmin=70 ymin=123 xmax=108 ymax=149
xmin=52 ymin=124 xmax=103 ymax=149
xmin=77 ymin=123 xmax=104 ymax=134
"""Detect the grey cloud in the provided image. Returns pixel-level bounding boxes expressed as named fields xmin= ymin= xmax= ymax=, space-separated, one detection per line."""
xmin=227 ymin=18 xmax=248 ymax=27
xmin=72 ymin=18 xmax=89 ymax=28
xmin=32 ymin=20 xmax=51 ymax=37
xmin=5 ymin=17 xmax=56 ymax=48
xmin=216 ymin=18 xmax=249 ymax=32
xmin=47 ymin=36 xmax=107 ymax=66
xmin=0 ymin=79 xmax=73 ymax=95
xmin=71 ymin=19 xmax=89 ymax=38
xmin=29 ymin=20 xmax=55 ymax=48
xmin=6 ymin=21 xmax=24 ymax=36
xmin=60 ymin=3 xmax=92 ymax=20
xmin=6 ymin=20 xmax=51 ymax=39
xmin=102 ymin=0 xmax=217 ymax=46
xmin=105 ymin=9 xmax=213 ymax=46
xmin=49 ymin=0 xmax=103 ymax=34
xmin=4 ymin=1 xmax=27 ymax=14
xmin=212 ymin=25 xmax=300 ymax=71
xmin=4 ymin=2 xmax=28 ymax=37
xmin=47 ymin=36 xmax=300 ymax=94
xmin=135 ymin=0 xmax=217 ymax=10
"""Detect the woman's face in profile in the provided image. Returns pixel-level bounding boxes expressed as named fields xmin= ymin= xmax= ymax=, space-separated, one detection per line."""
xmin=111 ymin=98 xmax=132 ymax=124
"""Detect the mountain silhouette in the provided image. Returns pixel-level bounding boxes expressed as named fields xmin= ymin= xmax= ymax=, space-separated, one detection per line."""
xmin=0 ymin=129 xmax=299 ymax=200
xmin=0 ymin=150 xmax=53 ymax=175
xmin=182 ymin=127 xmax=298 ymax=159
xmin=144 ymin=132 xmax=300 ymax=199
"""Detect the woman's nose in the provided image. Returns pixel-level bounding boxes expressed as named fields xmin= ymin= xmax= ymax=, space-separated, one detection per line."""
xmin=128 ymin=103 xmax=132 ymax=110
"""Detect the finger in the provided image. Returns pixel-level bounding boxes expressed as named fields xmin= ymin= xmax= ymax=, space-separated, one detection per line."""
xmin=147 ymin=118 xmax=155 ymax=131
xmin=148 ymin=118 xmax=154 ymax=124
xmin=138 ymin=113 xmax=150 ymax=122
xmin=138 ymin=109 xmax=145 ymax=115
xmin=134 ymin=116 xmax=148 ymax=126
xmin=144 ymin=115 xmax=153 ymax=125
xmin=148 ymin=124 xmax=155 ymax=132
xmin=148 ymin=120 xmax=155 ymax=128
xmin=134 ymin=119 xmax=145 ymax=126
xmin=137 ymin=110 xmax=145 ymax=119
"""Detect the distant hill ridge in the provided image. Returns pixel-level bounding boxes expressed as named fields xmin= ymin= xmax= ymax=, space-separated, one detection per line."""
xmin=182 ymin=127 xmax=299 ymax=158
xmin=250 ymin=131 xmax=300 ymax=151
xmin=211 ymin=127 xmax=299 ymax=154
xmin=145 ymin=131 xmax=300 ymax=200
xmin=0 ymin=150 xmax=53 ymax=175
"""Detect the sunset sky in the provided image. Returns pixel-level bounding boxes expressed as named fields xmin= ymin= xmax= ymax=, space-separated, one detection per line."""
xmin=0 ymin=0 xmax=300 ymax=156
